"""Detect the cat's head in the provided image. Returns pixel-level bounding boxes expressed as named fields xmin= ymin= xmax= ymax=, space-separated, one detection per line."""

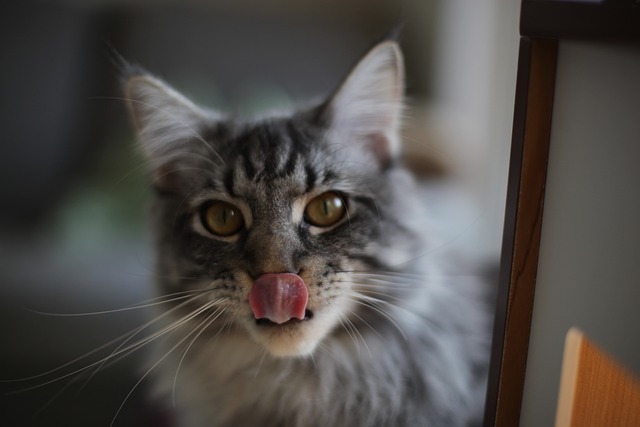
xmin=125 ymin=41 xmax=424 ymax=357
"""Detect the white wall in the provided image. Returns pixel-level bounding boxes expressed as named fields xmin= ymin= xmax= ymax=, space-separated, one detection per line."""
xmin=520 ymin=40 xmax=640 ymax=427
xmin=426 ymin=0 xmax=520 ymax=263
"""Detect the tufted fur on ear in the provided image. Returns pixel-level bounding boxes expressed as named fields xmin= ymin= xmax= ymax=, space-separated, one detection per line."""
xmin=124 ymin=73 xmax=222 ymax=192
xmin=124 ymin=74 xmax=219 ymax=162
xmin=321 ymin=41 xmax=405 ymax=168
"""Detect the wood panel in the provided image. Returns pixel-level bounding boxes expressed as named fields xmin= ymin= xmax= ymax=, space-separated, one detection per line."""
xmin=555 ymin=329 xmax=640 ymax=427
xmin=484 ymin=38 xmax=557 ymax=427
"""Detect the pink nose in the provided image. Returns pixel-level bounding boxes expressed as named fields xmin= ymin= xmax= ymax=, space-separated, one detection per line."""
xmin=249 ymin=273 xmax=308 ymax=325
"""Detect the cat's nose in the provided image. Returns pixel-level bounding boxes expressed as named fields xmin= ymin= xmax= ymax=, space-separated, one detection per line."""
xmin=247 ymin=264 xmax=301 ymax=280
xmin=243 ymin=249 xmax=301 ymax=279
xmin=244 ymin=232 xmax=303 ymax=278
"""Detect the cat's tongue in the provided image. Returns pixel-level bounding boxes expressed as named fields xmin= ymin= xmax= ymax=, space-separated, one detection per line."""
xmin=249 ymin=273 xmax=308 ymax=325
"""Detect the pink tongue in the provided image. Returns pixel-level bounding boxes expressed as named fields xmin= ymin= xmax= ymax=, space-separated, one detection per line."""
xmin=249 ymin=273 xmax=308 ymax=325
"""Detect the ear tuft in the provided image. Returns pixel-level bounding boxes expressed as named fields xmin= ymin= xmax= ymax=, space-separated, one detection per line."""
xmin=124 ymin=74 xmax=219 ymax=192
xmin=124 ymin=74 xmax=213 ymax=159
xmin=323 ymin=41 xmax=405 ymax=167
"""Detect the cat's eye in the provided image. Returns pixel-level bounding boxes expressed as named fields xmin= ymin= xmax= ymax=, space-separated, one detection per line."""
xmin=304 ymin=192 xmax=346 ymax=227
xmin=201 ymin=201 xmax=244 ymax=236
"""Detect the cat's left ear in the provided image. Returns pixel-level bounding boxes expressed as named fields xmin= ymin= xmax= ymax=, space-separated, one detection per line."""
xmin=321 ymin=41 xmax=404 ymax=167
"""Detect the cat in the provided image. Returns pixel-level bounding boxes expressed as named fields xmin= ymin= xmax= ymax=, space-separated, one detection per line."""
xmin=124 ymin=38 xmax=492 ymax=427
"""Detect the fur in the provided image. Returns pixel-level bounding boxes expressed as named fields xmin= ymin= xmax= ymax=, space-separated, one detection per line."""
xmin=125 ymin=40 xmax=491 ymax=427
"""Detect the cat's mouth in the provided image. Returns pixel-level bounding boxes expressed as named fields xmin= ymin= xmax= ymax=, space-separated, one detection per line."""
xmin=247 ymin=274 xmax=325 ymax=357
xmin=255 ymin=309 xmax=314 ymax=327
xmin=249 ymin=273 xmax=309 ymax=325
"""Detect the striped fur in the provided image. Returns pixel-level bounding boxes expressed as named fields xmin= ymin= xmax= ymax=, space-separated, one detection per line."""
xmin=126 ymin=41 xmax=491 ymax=427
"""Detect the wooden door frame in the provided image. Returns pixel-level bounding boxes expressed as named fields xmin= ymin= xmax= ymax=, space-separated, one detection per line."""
xmin=484 ymin=1 xmax=640 ymax=426
xmin=483 ymin=36 xmax=557 ymax=427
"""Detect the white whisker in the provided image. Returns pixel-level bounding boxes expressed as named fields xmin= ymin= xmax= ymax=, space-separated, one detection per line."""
xmin=2 ymin=294 xmax=202 ymax=386
xmin=342 ymin=315 xmax=373 ymax=359
xmin=344 ymin=308 xmax=383 ymax=340
xmin=346 ymin=297 xmax=407 ymax=340
xmin=350 ymin=286 xmax=408 ymax=306
xmin=110 ymin=300 xmax=224 ymax=427
xmin=172 ymin=302 xmax=229 ymax=405
xmin=77 ymin=295 xmax=217 ymax=391
xmin=7 ymin=296 xmax=218 ymax=396
xmin=27 ymin=291 xmax=211 ymax=317
xmin=254 ymin=347 xmax=269 ymax=379
xmin=338 ymin=318 xmax=361 ymax=354
xmin=349 ymin=270 xmax=426 ymax=281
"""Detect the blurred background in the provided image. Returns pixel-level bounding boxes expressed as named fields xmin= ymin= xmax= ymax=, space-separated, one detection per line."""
xmin=0 ymin=0 xmax=519 ymax=425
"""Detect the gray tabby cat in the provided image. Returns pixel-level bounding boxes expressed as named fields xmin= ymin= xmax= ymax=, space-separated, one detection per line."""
xmin=124 ymin=40 xmax=491 ymax=427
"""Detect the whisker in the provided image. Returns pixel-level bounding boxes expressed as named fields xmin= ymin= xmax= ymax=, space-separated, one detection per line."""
xmin=309 ymin=141 xmax=352 ymax=172
xmin=254 ymin=346 xmax=269 ymax=379
xmin=6 ymin=296 xmax=217 ymax=395
xmin=109 ymin=301 xmax=223 ymax=427
xmin=347 ymin=283 xmax=421 ymax=293
xmin=351 ymin=291 xmax=441 ymax=331
xmin=342 ymin=277 xmax=423 ymax=288
xmin=153 ymin=150 xmax=220 ymax=170
xmin=346 ymin=297 xmax=407 ymax=341
xmin=108 ymin=158 xmax=152 ymax=194
xmin=387 ymin=213 xmax=485 ymax=269
xmin=76 ymin=295 xmax=219 ymax=391
xmin=307 ymin=347 xmax=318 ymax=370
xmin=27 ymin=290 xmax=212 ymax=317
xmin=338 ymin=318 xmax=361 ymax=355
xmin=172 ymin=303 xmax=229 ymax=405
xmin=314 ymin=341 xmax=339 ymax=364
xmin=225 ymin=308 xmax=241 ymax=335
xmin=1 ymin=294 xmax=202 ymax=386
xmin=344 ymin=307 xmax=384 ymax=341
xmin=334 ymin=276 xmax=424 ymax=291
xmin=345 ymin=270 xmax=426 ymax=280
xmin=350 ymin=286 xmax=409 ymax=306
xmin=342 ymin=315 xmax=373 ymax=359
xmin=73 ymin=305 xmax=220 ymax=395
xmin=32 ymin=370 xmax=82 ymax=419
xmin=153 ymin=165 xmax=220 ymax=183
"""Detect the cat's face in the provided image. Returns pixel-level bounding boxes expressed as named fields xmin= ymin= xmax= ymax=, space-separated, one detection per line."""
xmin=126 ymin=41 xmax=421 ymax=357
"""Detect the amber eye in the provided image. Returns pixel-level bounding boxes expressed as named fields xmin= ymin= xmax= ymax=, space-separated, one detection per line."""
xmin=304 ymin=192 xmax=346 ymax=227
xmin=201 ymin=201 xmax=244 ymax=236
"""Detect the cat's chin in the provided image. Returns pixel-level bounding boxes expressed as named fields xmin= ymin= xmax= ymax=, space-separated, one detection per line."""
xmin=246 ymin=322 xmax=320 ymax=357
xmin=258 ymin=331 xmax=320 ymax=357
xmin=248 ymin=310 xmax=338 ymax=358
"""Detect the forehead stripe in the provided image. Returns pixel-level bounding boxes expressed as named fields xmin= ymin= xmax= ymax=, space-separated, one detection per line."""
xmin=305 ymin=163 xmax=317 ymax=193
xmin=278 ymin=148 xmax=298 ymax=178
xmin=260 ymin=126 xmax=280 ymax=178
xmin=223 ymin=168 xmax=236 ymax=197
xmin=240 ymin=154 xmax=257 ymax=181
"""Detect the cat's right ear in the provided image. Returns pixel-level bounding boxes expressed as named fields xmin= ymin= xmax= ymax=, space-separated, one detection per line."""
xmin=124 ymin=73 xmax=219 ymax=192
xmin=124 ymin=73 xmax=214 ymax=161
